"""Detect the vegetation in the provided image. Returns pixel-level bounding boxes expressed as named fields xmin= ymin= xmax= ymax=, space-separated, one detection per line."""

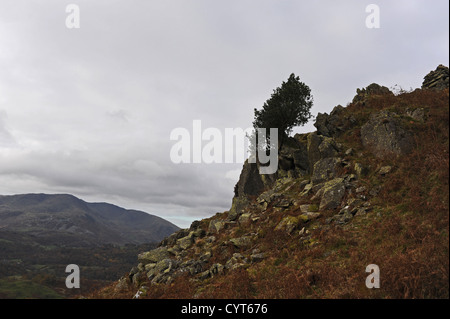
xmin=0 ymin=233 xmax=157 ymax=298
xmin=252 ymin=73 xmax=313 ymax=150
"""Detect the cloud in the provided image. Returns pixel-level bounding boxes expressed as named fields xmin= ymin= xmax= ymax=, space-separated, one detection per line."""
xmin=0 ymin=0 xmax=448 ymax=228
xmin=0 ymin=110 xmax=16 ymax=147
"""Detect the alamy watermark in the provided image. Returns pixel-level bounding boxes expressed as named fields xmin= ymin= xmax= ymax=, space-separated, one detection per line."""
xmin=66 ymin=4 xmax=80 ymax=29
xmin=65 ymin=264 xmax=80 ymax=288
xmin=366 ymin=4 xmax=380 ymax=29
xmin=365 ymin=264 xmax=380 ymax=288
xmin=169 ymin=120 xmax=279 ymax=174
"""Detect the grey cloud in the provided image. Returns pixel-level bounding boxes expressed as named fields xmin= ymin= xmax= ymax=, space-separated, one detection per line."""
xmin=0 ymin=0 xmax=448 ymax=228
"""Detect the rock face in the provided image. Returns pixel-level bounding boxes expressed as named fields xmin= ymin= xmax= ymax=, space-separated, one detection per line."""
xmin=360 ymin=110 xmax=414 ymax=157
xmin=234 ymin=160 xmax=265 ymax=197
xmin=422 ymin=64 xmax=449 ymax=90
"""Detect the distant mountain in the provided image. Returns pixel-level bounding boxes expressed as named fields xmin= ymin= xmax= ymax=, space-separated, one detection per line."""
xmin=0 ymin=193 xmax=180 ymax=247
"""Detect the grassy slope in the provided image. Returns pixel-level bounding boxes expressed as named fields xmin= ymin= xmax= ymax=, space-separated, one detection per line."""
xmin=0 ymin=277 xmax=63 ymax=299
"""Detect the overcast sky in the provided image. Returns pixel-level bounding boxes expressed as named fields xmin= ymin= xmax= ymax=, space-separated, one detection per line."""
xmin=0 ymin=1 xmax=448 ymax=228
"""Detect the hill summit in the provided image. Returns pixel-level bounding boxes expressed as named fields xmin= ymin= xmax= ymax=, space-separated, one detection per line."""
xmin=96 ymin=65 xmax=449 ymax=299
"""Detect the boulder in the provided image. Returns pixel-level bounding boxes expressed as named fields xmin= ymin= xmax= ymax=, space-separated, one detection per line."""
xmin=229 ymin=236 xmax=252 ymax=249
xmin=159 ymin=229 xmax=190 ymax=247
xmin=307 ymin=133 xmax=340 ymax=172
xmin=228 ymin=196 xmax=250 ymax=221
xmin=177 ymin=233 xmax=194 ymax=250
xmin=311 ymin=157 xmax=342 ymax=185
xmin=319 ymin=178 xmax=346 ymax=211
xmin=275 ymin=215 xmax=302 ymax=234
xmin=238 ymin=213 xmax=252 ymax=224
xmin=360 ymin=110 xmax=414 ymax=157
xmin=208 ymin=220 xmax=225 ymax=234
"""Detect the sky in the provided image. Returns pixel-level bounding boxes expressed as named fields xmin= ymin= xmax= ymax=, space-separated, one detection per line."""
xmin=0 ymin=0 xmax=448 ymax=228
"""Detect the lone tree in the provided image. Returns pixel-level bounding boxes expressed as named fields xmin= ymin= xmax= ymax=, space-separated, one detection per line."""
xmin=252 ymin=73 xmax=313 ymax=151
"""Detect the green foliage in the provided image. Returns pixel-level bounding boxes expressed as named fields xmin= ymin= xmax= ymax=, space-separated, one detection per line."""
xmin=252 ymin=73 xmax=313 ymax=149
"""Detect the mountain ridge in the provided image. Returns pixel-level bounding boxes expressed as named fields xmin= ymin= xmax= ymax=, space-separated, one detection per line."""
xmin=0 ymin=193 xmax=180 ymax=246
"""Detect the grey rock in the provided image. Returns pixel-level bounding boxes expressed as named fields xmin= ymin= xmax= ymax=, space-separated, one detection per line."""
xmin=229 ymin=236 xmax=252 ymax=249
xmin=147 ymin=258 xmax=178 ymax=279
xmin=422 ymin=64 xmax=449 ymax=90
xmin=379 ymin=166 xmax=392 ymax=175
xmin=208 ymin=220 xmax=225 ymax=234
xmin=352 ymin=83 xmax=394 ymax=104
xmin=138 ymin=247 xmax=171 ymax=264
xmin=228 ymin=196 xmax=250 ymax=221
xmin=319 ymin=178 xmax=346 ymax=211
xmin=233 ymin=160 xmax=265 ymax=197
xmin=311 ymin=157 xmax=342 ymax=185
xmin=314 ymin=105 xmax=353 ymax=137
xmin=275 ymin=215 xmax=303 ymax=234
xmin=238 ymin=213 xmax=252 ymax=224
xmin=177 ymin=233 xmax=194 ymax=250
xmin=361 ymin=110 xmax=414 ymax=157
xmin=307 ymin=133 xmax=339 ymax=171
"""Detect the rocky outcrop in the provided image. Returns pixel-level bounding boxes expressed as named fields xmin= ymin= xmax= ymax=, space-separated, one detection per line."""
xmin=422 ymin=64 xmax=449 ymax=90
xmin=352 ymin=83 xmax=394 ymax=105
xmin=360 ymin=110 xmax=414 ymax=157
xmin=314 ymin=105 xmax=357 ymax=137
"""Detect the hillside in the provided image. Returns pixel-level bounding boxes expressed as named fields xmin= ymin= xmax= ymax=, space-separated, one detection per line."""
xmin=0 ymin=194 xmax=179 ymax=298
xmin=95 ymin=65 xmax=449 ymax=299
